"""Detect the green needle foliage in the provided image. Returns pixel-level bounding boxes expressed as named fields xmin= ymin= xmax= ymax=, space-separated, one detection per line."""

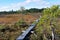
xmin=35 ymin=5 xmax=60 ymax=40
xmin=0 ymin=25 xmax=5 ymax=29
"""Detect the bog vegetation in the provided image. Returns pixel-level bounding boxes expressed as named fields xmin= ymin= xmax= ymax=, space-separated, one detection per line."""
xmin=0 ymin=7 xmax=43 ymax=40
xmin=0 ymin=5 xmax=60 ymax=40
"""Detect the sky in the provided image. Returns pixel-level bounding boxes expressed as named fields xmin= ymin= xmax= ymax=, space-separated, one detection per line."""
xmin=0 ymin=0 xmax=60 ymax=11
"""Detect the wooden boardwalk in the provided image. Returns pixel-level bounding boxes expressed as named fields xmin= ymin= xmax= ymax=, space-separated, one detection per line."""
xmin=16 ymin=19 xmax=39 ymax=40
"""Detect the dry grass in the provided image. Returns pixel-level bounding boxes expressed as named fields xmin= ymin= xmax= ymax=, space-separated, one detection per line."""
xmin=0 ymin=14 xmax=39 ymax=25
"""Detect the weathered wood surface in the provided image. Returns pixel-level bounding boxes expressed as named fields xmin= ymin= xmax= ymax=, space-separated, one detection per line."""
xmin=16 ymin=19 xmax=39 ymax=40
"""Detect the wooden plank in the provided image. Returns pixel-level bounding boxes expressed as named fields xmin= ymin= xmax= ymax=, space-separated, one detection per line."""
xmin=16 ymin=19 xmax=39 ymax=40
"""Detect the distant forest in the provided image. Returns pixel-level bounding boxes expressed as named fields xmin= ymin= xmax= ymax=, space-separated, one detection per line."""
xmin=0 ymin=8 xmax=44 ymax=15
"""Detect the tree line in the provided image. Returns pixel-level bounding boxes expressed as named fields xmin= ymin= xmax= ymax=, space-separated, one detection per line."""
xmin=0 ymin=8 xmax=44 ymax=15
